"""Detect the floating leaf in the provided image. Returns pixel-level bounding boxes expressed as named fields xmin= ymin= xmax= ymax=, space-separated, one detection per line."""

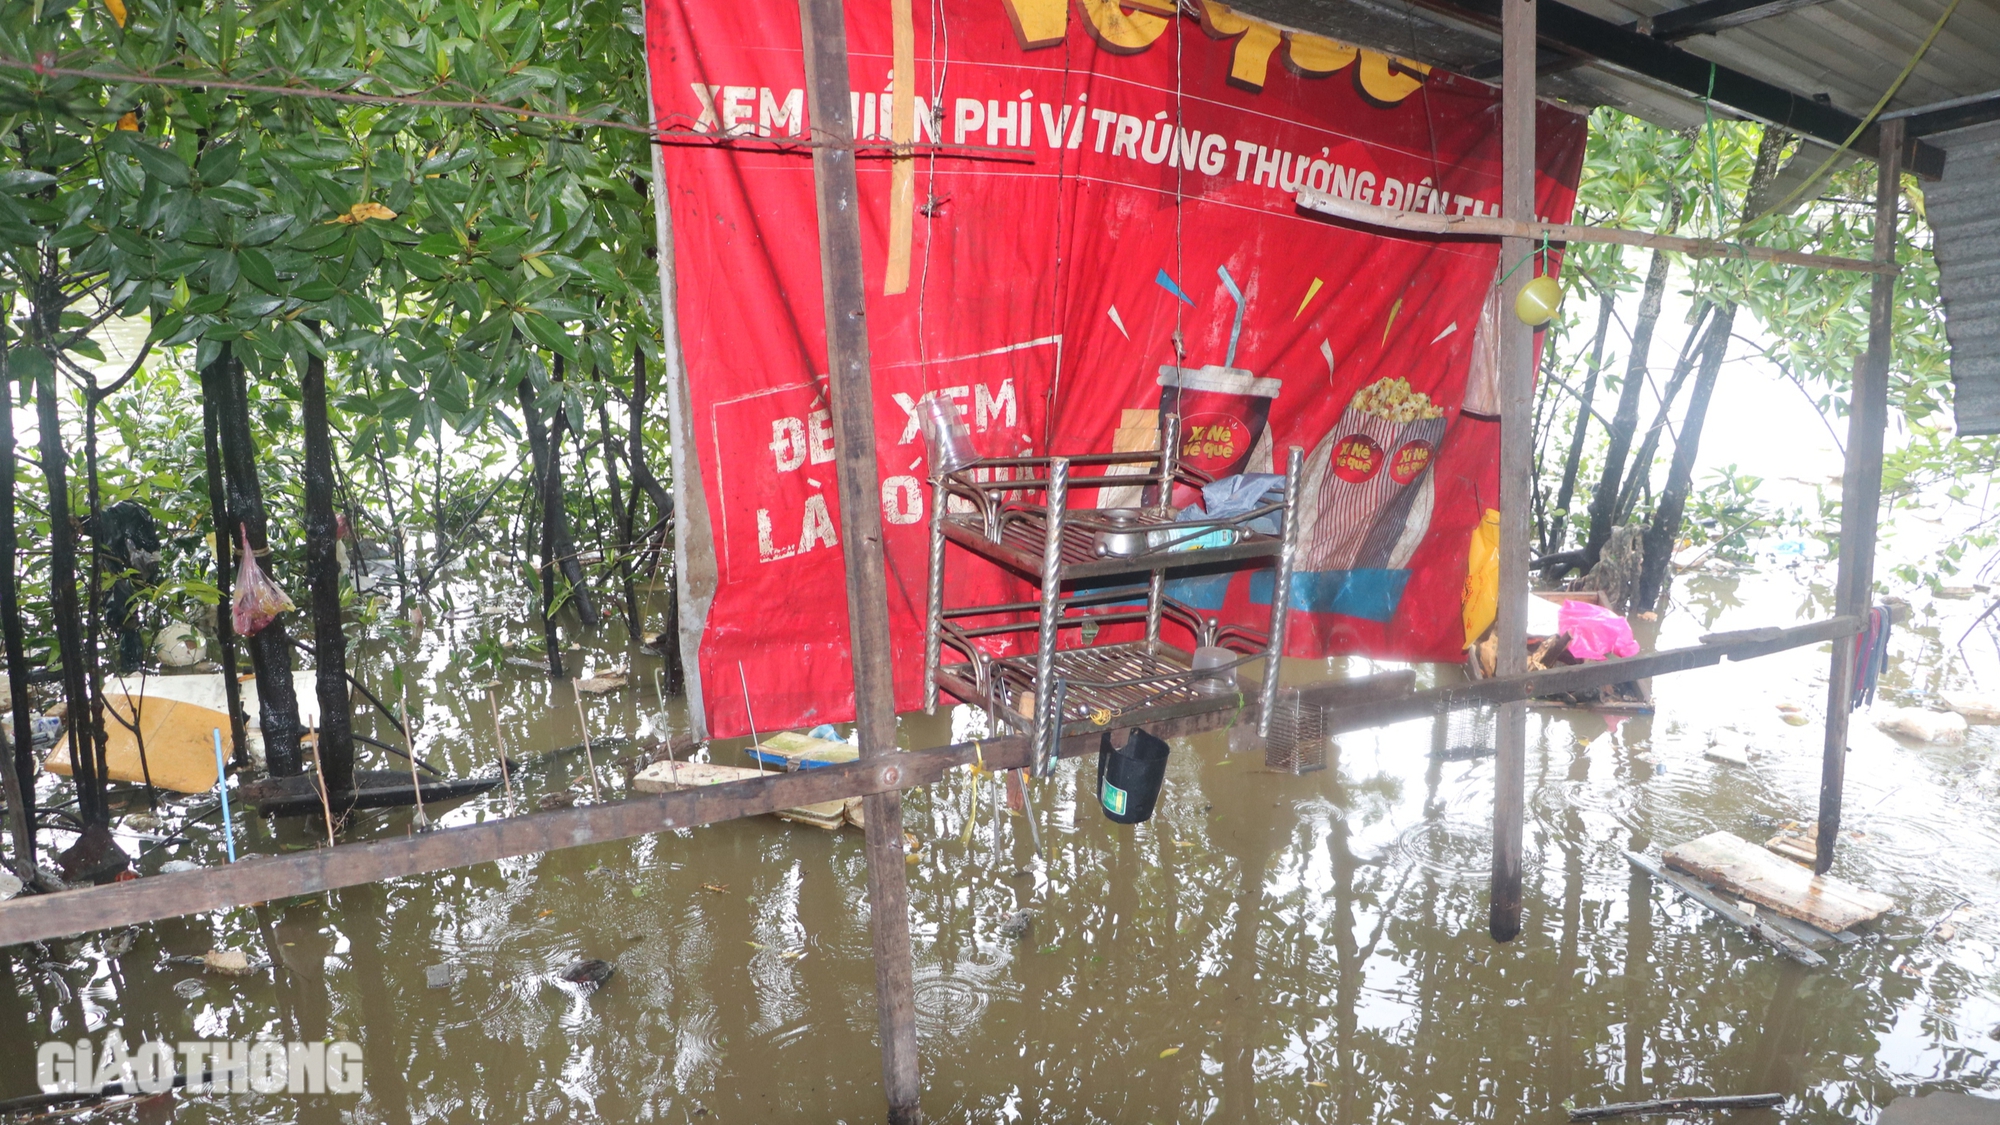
xmin=1158 ymin=1046 xmax=1181 ymax=1059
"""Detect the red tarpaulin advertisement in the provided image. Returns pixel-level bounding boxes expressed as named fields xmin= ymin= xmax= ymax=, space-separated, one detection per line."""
xmin=644 ymin=0 xmax=1586 ymax=738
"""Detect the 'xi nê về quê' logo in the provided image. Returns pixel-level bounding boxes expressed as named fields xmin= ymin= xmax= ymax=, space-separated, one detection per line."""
xmin=1388 ymin=439 xmax=1432 ymax=485
xmin=997 ymin=0 xmax=1430 ymax=106
xmin=1331 ymin=433 xmax=1381 ymax=483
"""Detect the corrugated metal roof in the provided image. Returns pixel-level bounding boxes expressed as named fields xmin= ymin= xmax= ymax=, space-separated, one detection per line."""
xmin=1565 ymin=0 xmax=2000 ymax=121
xmin=1237 ymin=0 xmax=2000 ymax=437
xmin=1243 ymin=1 xmax=2000 ymax=156
xmin=1932 ymin=121 xmax=2000 ymax=437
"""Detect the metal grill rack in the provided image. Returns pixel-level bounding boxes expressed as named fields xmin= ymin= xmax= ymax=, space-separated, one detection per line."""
xmin=924 ymin=414 xmax=1303 ymax=776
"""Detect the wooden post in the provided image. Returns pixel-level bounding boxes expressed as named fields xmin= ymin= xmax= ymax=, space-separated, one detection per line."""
xmin=1491 ymin=0 xmax=1536 ymax=944
xmin=795 ymin=1 xmax=923 ymax=1120
xmin=1816 ymin=118 xmax=1902 ymax=875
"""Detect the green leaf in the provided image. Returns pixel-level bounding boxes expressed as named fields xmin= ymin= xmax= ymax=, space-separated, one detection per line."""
xmin=0 ymin=170 xmax=56 ymax=194
xmin=238 ymin=247 xmax=284 ymax=294
xmin=291 ymin=224 xmax=349 ymax=253
xmin=130 ymin=143 xmax=191 ymax=188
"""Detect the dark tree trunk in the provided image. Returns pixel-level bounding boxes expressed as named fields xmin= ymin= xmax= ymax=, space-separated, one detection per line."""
xmin=1546 ymin=292 xmax=1614 ymax=555
xmin=214 ymin=346 xmax=304 ymax=777
xmin=1637 ymin=303 xmax=1738 ymax=609
xmin=519 ymin=374 xmax=565 ymax=677
xmin=199 ymin=354 xmax=251 ymax=768
xmin=628 ymin=346 xmax=681 ymax=693
xmin=0 ymin=328 xmax=35 ymax=867
xmin=32 ymin=340 xmax=105 ymax=825
xmin=1615 ymin=302 xmax=1714 ymax=522
xmin=595 ymin=394 xmax=637 ymax=636
xmin=517 ymin=358 xmax=597 ymax=634
xmin=1583 ymin=204 xmax=1680 ymax=569
xmin=300 ymin=336 xmax=354 ymax=795
xmin=625 ymin=347 xmax=674 ymax=520
xmin=82 ymin=375 xmax=118 ymax=802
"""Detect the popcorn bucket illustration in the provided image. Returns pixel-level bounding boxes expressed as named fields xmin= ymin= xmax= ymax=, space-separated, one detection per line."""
xmin=1296 ymin=376 xmax=1448 ymax=574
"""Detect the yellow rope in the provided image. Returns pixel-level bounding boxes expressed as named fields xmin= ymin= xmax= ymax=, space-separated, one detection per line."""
xmin=1735 ymin=0 xmax=1961 ymax=235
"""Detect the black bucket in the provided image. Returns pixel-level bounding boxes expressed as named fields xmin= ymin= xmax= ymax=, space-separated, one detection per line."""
xmin=1096 ymin=728 xmax=1170 ymax=825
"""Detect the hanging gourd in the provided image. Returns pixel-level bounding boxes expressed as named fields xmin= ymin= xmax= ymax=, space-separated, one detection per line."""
xmin=1515 ymin=274 xmax=1562 ymax=326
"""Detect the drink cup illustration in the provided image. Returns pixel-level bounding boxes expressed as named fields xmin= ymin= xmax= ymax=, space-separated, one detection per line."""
xmin=1156 ymin=363 xmax=1283 ymax=480
xmin=1153 ymin=266 xmax=1282 ymax=490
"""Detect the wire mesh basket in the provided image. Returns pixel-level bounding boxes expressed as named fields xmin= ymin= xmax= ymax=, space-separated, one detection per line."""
xmin=1264 ymin=688 xmax=1327 ymax=775
xmin=1441 ymin=702 xmax=1497 ymax=762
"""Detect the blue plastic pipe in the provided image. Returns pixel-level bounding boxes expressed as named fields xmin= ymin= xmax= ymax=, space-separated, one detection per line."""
xmin=211 ymin=729 xmax=236 ymax=864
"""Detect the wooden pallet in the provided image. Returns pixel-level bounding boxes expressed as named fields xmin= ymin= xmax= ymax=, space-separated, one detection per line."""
xmin=1664 ymin=831 xmax=1892 ymax=932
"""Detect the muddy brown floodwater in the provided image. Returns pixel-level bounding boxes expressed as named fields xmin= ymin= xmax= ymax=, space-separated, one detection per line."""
xmin=4 ymin=558 xmax=2000 ymax=1123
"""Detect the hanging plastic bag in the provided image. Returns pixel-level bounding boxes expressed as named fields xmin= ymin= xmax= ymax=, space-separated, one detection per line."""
xmin=1461 ymin=509 xmax=1500 ymax=648
xmin=1558 ymin=598 xmax=1639 ymax=661
xmin=231 ymin=526 xmax=295 ymax=636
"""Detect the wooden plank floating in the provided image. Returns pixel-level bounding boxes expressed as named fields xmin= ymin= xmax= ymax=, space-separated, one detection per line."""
xmin=1625 ymin=851 xmax=1826 ymax=968
xmin=634 ymin=760 xmax=851 ymax=829
xmin=235 ymin=770 xmax=500 ymax=815
xmin=1295 ymin=186 xmax=1891 ymax=275
xmin=747 ymin=730 xmax=858 ymax=770
xmin=1570 ymin=1093 xmax=1785 ymax=1122
xmin=1664 ymin=831 xmax=1892 ymax=932
xmin=0 ymin=618 xmax=1855 ymax=947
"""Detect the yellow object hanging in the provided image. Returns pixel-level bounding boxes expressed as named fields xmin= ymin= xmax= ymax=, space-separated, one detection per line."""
xmin=1515 ymin=275 xmax=1562 ymax=326
xmin=1462 ymin=508 xmax=1500 ymax=648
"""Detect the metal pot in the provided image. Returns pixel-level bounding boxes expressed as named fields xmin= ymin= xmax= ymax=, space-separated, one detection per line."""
xmin=1093 ymin=510 xmax=1149 ymax=558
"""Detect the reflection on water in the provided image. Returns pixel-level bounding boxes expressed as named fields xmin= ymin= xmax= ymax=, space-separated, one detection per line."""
xmin=7 ymin=562 xmax=2000 ymax=1122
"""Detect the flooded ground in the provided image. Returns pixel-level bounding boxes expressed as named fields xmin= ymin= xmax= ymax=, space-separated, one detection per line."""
xmin=5 ymin=549 xmax=2000 ymax=1123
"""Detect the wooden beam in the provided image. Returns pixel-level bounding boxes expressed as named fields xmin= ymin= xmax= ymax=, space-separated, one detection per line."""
xmin=1815 ymin=119 xmax=1901 ymax=876
xmin=1294 ymin=187 xmax=1890 ymax=275
xmin=1465 ymin=0 xmax=1835 ymax=77
xmin=0 ymin=711 xmax=1226 ymax=948
xmin=0 ymin=624 xmax=1851 ymax=947
xmin=795 ymin=0 xmax=921 ymax=1115
xmin=1490 ymin=0 xmax=1535 ymax=946
xmin=1317 ymin=616 xmax=1860 ymax=735
xmin=1645 ymin=0 xmax=1833 ymax=40
xmin=1897 ymin=91 xmax=2000 ymax=139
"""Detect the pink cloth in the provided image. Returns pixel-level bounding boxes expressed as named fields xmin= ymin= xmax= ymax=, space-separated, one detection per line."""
xmin=1558 ymin=599 xmax=1640 ymax=660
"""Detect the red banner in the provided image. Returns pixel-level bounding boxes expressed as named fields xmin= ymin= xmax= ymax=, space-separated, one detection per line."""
xmin=645 ymin=0 xmax=1586 ymax=738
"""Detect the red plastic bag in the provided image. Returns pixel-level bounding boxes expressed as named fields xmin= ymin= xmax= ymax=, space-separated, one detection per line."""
xmin=231 ymin=526 xmax=295 ymax=636
xmin=1558 ymin=599 xmax=1639 ymax=661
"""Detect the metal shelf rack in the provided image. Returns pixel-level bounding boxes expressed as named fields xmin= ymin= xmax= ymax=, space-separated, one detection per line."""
xmin=923 ymin=415 xmax=1302 ymax=775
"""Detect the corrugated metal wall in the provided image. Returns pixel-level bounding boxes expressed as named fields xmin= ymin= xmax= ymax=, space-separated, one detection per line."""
xmin=1934 ymin=121 xmax=2000 ymax=437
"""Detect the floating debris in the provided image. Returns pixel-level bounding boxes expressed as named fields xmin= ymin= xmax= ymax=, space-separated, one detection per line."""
xmin=999 ymin=908 xmax=1036 ymax=939
xmin=202 ymin=948 xmax=253 ymax=976
xmin=1874 ymin=707 xmax=1968 ymax=745
xmin=560 ymin=959 xmax=615 ymax=987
